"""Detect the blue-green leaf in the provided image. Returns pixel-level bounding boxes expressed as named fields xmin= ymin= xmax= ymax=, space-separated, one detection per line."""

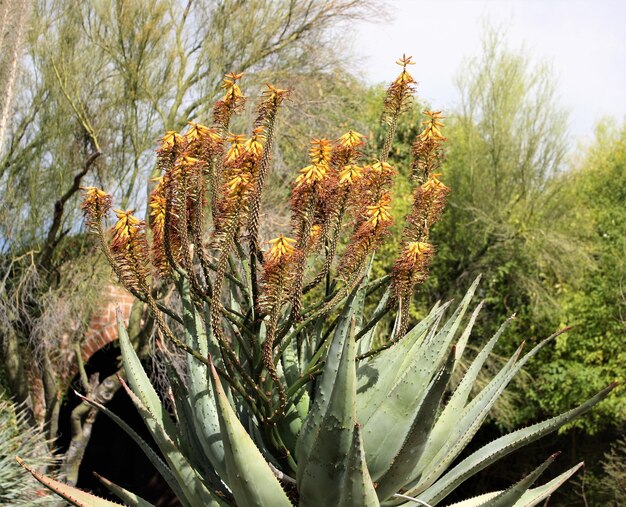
xmin=209 ymin=359 xmax=292 ymax=507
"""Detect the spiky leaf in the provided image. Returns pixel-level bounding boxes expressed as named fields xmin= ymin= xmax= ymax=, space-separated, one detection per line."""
xmin=296 ymin=295 xmax=359 ymax=506
xmin=117 ymin=314 xmax=177 ymax=440
xmin=95 ymin=473 xmax=156 ymax=506
xmin=442 ymin=461 xmax=584 ymax=507
xmin=16 ymin=457 xmax=122 ymax=507
xmin=415 ymin=384 xmax=616 ymax=504
xmin=338 ymin=425 xmax=380 ymax=507
xmin=74 ymin=392 xmax=188 ymax=503
xmin=118 ymin=378 xmax=223 ymax=506
xmin=178 ymin=276 xmax=227 ymax=480
xmin=208 ymin=359 xmax=292 ymax=507
xmin=375 ymin=347 xmax=455 ymax=501
xmin=480 ymin=453 xmax=557 ymax=506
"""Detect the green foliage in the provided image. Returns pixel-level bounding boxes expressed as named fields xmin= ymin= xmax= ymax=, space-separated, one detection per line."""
xmin=529 ymin=121 xmax=626 ymax=433
xmin=426 ymin=29 xmax=587 ymax=343
xmin=600 ymin=436 xmax=626 ymax=502
xmin=572 ymin=435 xmax=626 ymax=506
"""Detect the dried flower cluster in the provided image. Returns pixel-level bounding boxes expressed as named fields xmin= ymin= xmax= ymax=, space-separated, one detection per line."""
xmin=81 ymin=61 xmax=449 ymax=420
xmin=382 ymin=54 xmax=417 ymax=125
xmin=81 ymin=186 xmax=112 ymax=229
xmin=392 ymin=110 xmax=449 ymax=334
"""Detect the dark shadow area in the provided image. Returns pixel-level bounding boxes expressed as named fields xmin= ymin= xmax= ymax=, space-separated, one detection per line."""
xmin=444 ymin=420 xmax=619 ymax=506
xmin=58 ymin=343 xmax=180 ymax=506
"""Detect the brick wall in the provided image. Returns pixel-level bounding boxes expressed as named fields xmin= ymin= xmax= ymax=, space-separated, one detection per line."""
xmin=26 ymin=286 xmax=135 ymax=424
xmin=80 ymin=285 xmax=135 ymax=362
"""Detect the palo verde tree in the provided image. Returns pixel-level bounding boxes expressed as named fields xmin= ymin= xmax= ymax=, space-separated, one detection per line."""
xmin=425 ymin=29 xmax=590 ymax=345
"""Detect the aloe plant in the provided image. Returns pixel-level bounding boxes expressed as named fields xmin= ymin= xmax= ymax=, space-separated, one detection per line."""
xmin=19 ymin=58 xmax=615 ymax=506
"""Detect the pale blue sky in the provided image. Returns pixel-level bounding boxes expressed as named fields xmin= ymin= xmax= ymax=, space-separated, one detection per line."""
xmin=354 ymin=0 xmax=626 ymax=143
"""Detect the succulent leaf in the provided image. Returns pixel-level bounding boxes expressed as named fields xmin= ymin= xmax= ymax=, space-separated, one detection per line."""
xmin=356 ymin=303 xmax=447 ymax=426
xmin=179 ymin=276 xmax=228 ymax=481
xmin=374 ymin=347 xmax=455 ymax=501
xmin=413 ymin=332 xmax=560 ymax=494
xmin=415 ymin=384 xmax=616 ymax=504
xmin=208 ymin=358 xmax=293 ymax=507
xmin=118 ymin=378 xmax=223 ymax=506
xmin=360 ymin=281 xmax=478 ymax=483
xmin=441 ymin=492 xmax=501 ymax=507
xmin=512 ymin=462 xmax=584 ymax=506
xmin=479 ymin=452 xmax=558 ymax=506
xmin=357 ymin=286 xmax=391 ymax=356
xmin=297 ymin=293 xmax=356 ymax=462
xmin=415 ymin=316 xmax=514 ymax=478
xmin=278 ymin=335 xmax=310 ymax=453
xmin=338 ymin=425 xmax=380 ymax=507
xmin=167 ymin=366 xmax=233 ymax=500
xmin=75 ymin=392 xmax=188 ymax=503
xmin=353 ymin=256 xmax=374 ymax=334
xmin=452 ymin=300 xmax=484 ymax=373
xmin=117 ymin=314 xmax=178 ymax=441
xmin=296 ymin=295 xmax=359 ymax=506
xmin=362 ymin=315 xmax=450 ymax=481
xmin=16 ymin=457 xmax=123 ymax=507
xmin=440 ymin=460 xmax=585 ymax=507
xmin=95 ymin=473 xmax=156 ymax=506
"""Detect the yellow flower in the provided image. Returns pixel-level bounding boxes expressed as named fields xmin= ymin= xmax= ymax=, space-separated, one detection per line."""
xmin=176 ymin=155 xmax=202 ymax=168
xmin=419 ymin=110 xmax=446 ymax=140
xmin=224 ymin=71 xmax=244 ymax=82
xmin=365 ymin=195 xmax=392 ymax=228
xmin=82 ymin=186 xmax=109 ymax=201
xmin=403 ymin=241 xmax=432 ymax=264
xmin=370 ymin=160 xmax=393 ymax=174
xmin=421 ymin=173 xmax=449 ymax=192
xmin=295 ymin=163 xmax=328 ymax=187
xmin=113 ymin=209 xmax=141 ymax=227
xmin=160 ymin=131 xmax=185 ymax=149
xmin=226 ymin=169 xmax=252 ymax=196
xmin=395 ymin=54 xmax=416 ymax=68
xmin=264 ymin=83 xmax=289 ymax=101
xmin=309 ymin=224 xmax=322 ymax=242
xmin=149 ymin=194 xmax=166 ymax=229
xmin=222 ymin=72 xmax=244 ymax=103
xmin=226 ymin=134 xmax=247 ymax=161
xmin=268 ymin=234 xmax=296 ymax=259
xmin=112 ymin=209 xmax=142 ymax=248
xmin=393 ymin=54 xmax=416 ymax=85
xmin=339 ymin=164 xmax=363 ymax=185
xmin=244 ymin=127 xmax=266 ymax=157
xmin=337 ymin=130 xmax=366 ymax=149
xmin=81 ymin=186 xmax=112 ymax=225
xmin=186 ymin=122 xmax=221 ymax=143
xmin=309 ymin=138 xmax=333 ymax=165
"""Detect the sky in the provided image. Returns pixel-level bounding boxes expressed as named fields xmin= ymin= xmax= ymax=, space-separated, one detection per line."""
xmin=353 ymin=0 xmax=626 ymax=144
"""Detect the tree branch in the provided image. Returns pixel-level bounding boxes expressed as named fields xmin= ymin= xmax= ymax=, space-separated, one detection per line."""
xmin=39 ymin=150 xmax=101 ymax=270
